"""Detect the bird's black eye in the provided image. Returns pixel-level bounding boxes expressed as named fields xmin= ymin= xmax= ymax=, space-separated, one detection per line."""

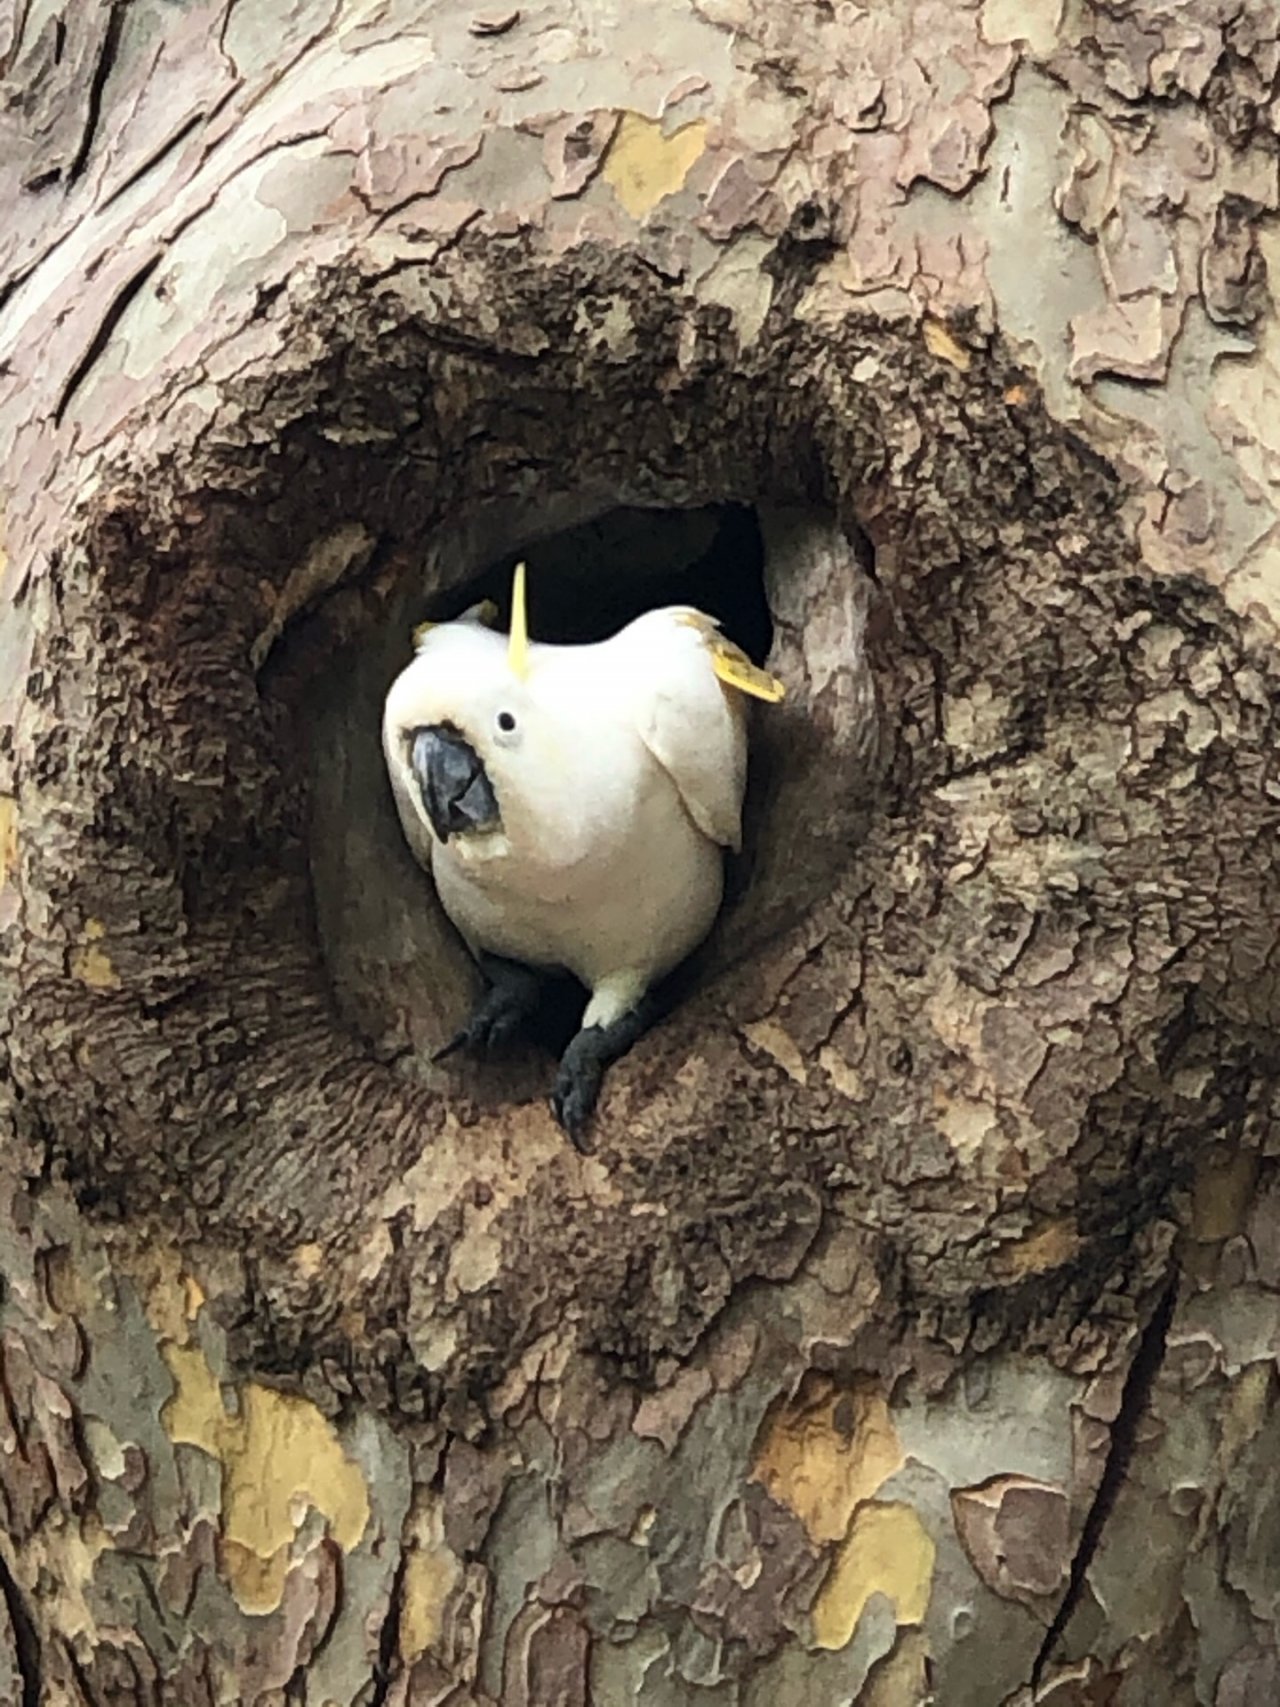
xmin=496 ymin=710 xmax=516 ymax=733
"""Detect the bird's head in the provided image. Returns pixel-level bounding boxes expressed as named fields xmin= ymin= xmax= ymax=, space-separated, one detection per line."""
xmin=383 ymin=564 xmax=539 ymax=845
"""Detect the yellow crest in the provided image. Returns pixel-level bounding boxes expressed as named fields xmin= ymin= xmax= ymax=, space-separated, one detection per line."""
xmin=678 ymin=612 xmax=786 ymax=703
xmin=508 ymin=560 xmax=530 ymax=680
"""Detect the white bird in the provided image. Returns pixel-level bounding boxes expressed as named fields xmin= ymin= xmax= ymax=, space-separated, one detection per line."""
xmin=382 ymin=562 xmax=784 ymax=1146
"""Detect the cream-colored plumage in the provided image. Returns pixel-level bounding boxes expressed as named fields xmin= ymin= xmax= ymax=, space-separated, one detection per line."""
xmin=381 ymin=567 xmax=784 ymax=1141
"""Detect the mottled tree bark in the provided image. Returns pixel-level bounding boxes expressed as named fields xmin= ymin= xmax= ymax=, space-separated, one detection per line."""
xmin=2 ymin=0 xmax=1279 ymax=1702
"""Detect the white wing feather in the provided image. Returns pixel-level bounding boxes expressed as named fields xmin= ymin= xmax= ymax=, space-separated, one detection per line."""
xmin=634 ymin=625 xmax=749 ymax=852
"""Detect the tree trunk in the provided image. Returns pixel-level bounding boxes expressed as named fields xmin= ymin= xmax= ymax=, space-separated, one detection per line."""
xmin=2 ymin=1 xmax=1279 ymax=1702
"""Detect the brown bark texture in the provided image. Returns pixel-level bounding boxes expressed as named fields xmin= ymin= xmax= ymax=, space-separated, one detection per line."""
xmin=2 ymin=0 xmax=1279 ymax=1702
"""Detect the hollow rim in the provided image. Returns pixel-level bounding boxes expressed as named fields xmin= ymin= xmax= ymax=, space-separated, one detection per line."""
xmin=8 ymin=243 xmax=1263 ymax=1411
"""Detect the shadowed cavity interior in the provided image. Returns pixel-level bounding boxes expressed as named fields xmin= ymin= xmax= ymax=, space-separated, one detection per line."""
xmin=426 ymin=502 xmax=774 ymax=660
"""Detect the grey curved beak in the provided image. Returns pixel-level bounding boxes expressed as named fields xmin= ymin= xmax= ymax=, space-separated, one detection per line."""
xmin=411 ymin=725 xmax=500 ymax=843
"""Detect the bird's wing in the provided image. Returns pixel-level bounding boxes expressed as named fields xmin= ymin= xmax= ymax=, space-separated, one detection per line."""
xmin=634 ymin=615 xmax=783 ymax=853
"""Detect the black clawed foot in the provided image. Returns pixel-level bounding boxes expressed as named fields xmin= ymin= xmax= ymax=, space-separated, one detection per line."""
xmin=551 ymin=998 xmax=658 ymax=1152
xmin=432 ymin=1028 xmax=472 ymax=1063
xmin=434 ymin=955 xmax=545 ymax=1062
xmin=550 ymin=1057 xmax=604 ymax=1153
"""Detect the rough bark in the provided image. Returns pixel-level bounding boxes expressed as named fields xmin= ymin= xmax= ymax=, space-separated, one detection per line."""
xmin=1 ymin=0 xmax=1279 ymax=1702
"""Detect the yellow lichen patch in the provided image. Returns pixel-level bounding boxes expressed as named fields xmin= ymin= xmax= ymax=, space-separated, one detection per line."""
xmin=71 ymin=918 xmax=120 ymax=990
xmin=922 ymin=318 xmax=971 ymax=372
xmin=225 ymin=1386 xmax=370 ymax=1606
xmin=135 ymin=1245 xmax=206 ymax=1345
xmin=162 ymin=1343 xmax=225 ymax=1447
xmin=399 ymin=1501 xmax=463 ymax=1662
xmin=0 ymin=795 xmax=16 ymax=889
xmin=400 ymin=1547 xmax=461 ymax=1660
xmin=1189 ymin=1149 xmax=1259 ymax=1243
xmin=995 ymin=1217 xmax=1081 ymax=1279
xmin=812 ymin=1502 xmax=936 ymax=1651
xmin=603 ymin=111 xmax=707 ymax=218
xmin=752 ymin=1376 xmax=904 ymax=1545
xmin=220 ymin=1539 xmax=290 ymax=1616
xmin=162 ymin=1343 xmax=370 ymax=1614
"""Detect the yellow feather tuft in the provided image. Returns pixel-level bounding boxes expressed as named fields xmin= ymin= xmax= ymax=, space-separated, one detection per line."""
xmin=678 ymin=612 xmax=786 ymax=703
xmin=508 ymin=561 xmax=530 ymax=680
xmin=710 ymin=641 xmax=786 ymax=703
xmin=412 ymin=620 xmax=435 ymax=650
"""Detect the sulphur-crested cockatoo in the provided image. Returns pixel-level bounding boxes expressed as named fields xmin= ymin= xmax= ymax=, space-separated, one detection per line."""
xmin=382 ymin=563 xmax=784 ymax=1147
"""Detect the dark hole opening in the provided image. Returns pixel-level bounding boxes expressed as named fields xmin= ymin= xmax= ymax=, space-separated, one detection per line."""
xmin=303 ymin=495 xmax=809 ymax=1090
xmin=423 ymin=501 xmax=773 ymax=663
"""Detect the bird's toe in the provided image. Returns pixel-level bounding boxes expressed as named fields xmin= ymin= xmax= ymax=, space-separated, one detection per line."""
xmin=551 ymin=1066 xmax=600 ymax=1153
xmin=435 ymin=982 xmax=537 ymax=1063
xmin=432 ymin=1027 xmax=472 ymax=1063
xmin=486 ymin=1009 xmax=526 ymax=1054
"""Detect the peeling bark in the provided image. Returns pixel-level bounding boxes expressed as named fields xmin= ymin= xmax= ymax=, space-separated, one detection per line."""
xmin=2 ymin=0 xmax=1280 ymax=1701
